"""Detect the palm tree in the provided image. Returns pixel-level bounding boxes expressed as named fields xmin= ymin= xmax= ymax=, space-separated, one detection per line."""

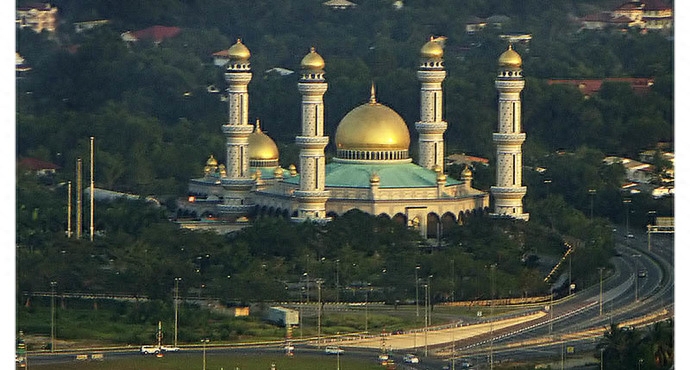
xmin=644 ymin=320 xmax=673 ymax=368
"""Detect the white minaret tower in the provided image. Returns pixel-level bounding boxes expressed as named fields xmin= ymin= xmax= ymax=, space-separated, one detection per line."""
xmin=491 ymin=45 xmax=528 ymax=220
xmin=294 ymin=47 xmax=330 ymax=222
xmin=220 ymin=39 xmax=255 ymax=217
xmin=415 ymin=37 xmax=447 ymax=172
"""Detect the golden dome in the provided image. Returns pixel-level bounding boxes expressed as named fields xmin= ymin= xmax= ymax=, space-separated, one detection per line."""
xmin=335 ymin=86 xmax=410 ymax=151
xmin=206 ymin=155 xmax=218 ymax=166
xmin=248 ymin=120 xmax=279 ymax=161
xmin=228 ymin=39 xmax=251 ymax=61
xmin=461 ymin=165 xmax=473 ymax=177
xmin=498 ymin=44 xmax=522 ymax=68
xmin=420 ymin=37 xmax=444 ymax=59
xmin=300 ymin=47 xmax=325 ymax=70
xmin=288 ymin=164 xmax=297 ymax=176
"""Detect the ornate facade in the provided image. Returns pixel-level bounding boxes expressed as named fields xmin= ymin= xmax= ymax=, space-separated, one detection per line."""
xmin=182 ymin=40 xmax=530 ymax=236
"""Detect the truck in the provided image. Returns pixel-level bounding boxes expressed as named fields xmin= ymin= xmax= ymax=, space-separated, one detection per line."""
xmin=265 ymin=306 xmax=299 ymax=327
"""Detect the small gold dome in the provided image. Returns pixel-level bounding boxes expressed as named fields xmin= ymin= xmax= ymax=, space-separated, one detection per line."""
xmin=248 ymin=120 xmax=279 ymax=161
xmin=370 ymin=172 xmax=380 ymax=183
xmin=228 ymin=39 xmax=251 ymax=61
xmin=274 ymin=166 xmax=283 ymax=177
xmin=300 ymin=47 xmax=325 ymax=70
xmin=335 ymin=87 xmax=410 ymax=151
xmin=420 ymin=37 xmax=444 ymax=59
xmin=206 ymin=155 xmax=218 ymax=166
xmin=498 ymin=44 xmax=522 ymax=68
xmin=288 ymin=164 xmax=297 ymax=176
xmin=461 ymin=165 xmax=473 ymax=177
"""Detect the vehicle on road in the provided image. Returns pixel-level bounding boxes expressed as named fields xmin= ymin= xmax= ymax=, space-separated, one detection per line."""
xmin=638 ymin=269 xmax=647 ymax=278
xmin=325 ymin=346 xmax=344 ymax=355
xmin=161 ymin=345 xmax=180 ymax=352
xmin=140 ymin=346 xmax=160 ymax=354
xmin=403 ymin=353 xmax=419 ymax=363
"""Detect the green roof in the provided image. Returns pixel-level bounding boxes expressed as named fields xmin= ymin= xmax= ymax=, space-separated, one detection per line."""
xmin=284 ymin=162 xmax=461 ymax=188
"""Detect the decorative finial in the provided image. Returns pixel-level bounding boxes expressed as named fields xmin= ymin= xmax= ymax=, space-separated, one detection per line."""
xmin=310 ymin=46 xmax=316 ymax=53
xmin=369 ymin=83 xmax=377 ymax=104
xmin=255 ymin=118 xmax=261 ymax=132
xmin=508 ymin=43 xmax=513 ymax=50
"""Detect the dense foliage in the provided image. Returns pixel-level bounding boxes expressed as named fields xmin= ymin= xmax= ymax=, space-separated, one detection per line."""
xmin=16 ymin=0 xmax=672 ymax=356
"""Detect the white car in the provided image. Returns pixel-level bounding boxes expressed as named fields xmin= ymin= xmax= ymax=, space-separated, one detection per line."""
xmin=403 ymin=353 xmax=419 ymax=363
xmin=140 ymin=346 xmax=160 ymax=354
xmin=161 ymin=345 xmax=180 ymax=352
xmin=325 ymin=346 xmax=344 ymax=355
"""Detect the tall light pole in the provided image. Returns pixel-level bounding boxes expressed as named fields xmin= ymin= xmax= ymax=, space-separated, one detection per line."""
xmin=632 ymin=254 xmax=641 ymax=302
xmin=174 ymin=277 xmax=182 ymax=347
xmin=335 ymin=259 xmax=340 ymax=303
xmin=423 ymin=282 xmax=429 ymax=357
xmin=201 ymin=339 xmax=209 ymax=370
xmin=489 ymin=264 xmax=496 ymax=370
xmin=598 ymin=267 xmax=605 ymax=316
xmin=365 ymin=283 xmax=371 ymax=333
xmin=427 ymin=275 xmax=434 ymax=325
xmin=317 ymin=278 xmax=324 ymax=347
xmin=624 ymin=198 xmax=631 ymax=233
xmin=50 ymin=281 xmax=57 ymax=352
xmin=415 ymin=265 xmax=420 ymax=318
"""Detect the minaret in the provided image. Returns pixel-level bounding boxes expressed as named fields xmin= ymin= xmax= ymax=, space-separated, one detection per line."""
xmin=415 ymin=37 xmax=447 ymax=172
xmin=294 ymin=47 xmax=330 ymax=222
xmin=219 ymin=39 xmax=255 ymax=217
xmin=491 ymin=45 xmax=528 ymax=220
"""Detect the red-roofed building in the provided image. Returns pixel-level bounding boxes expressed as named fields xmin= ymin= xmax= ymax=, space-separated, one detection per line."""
xmin=547 ymin=77 xmax=654 ymax=98
xmin=121 ymin=25 xmax=181 ymax=44
xmin=18 ymin=157 xmax=60 ymax=176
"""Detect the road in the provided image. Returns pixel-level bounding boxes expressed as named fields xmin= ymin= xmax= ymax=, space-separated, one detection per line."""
xmin=23 ymin=229 xmax=672 ymax=369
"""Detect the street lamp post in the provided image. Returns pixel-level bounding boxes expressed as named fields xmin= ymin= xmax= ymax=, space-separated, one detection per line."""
xmin=415 ymin=265 xmax=420 ymax=318
xmin=335 ymin=259 xmax=340 ymax=303
xmin=201 ymin=339 xmax=209 ymax=370
xmin=427 ymin=275 xmax=434 ymax=325
xmin=489 ymin=265 xmax=496 ymax=370
xmin=632 ymin=254 xmax=641 ymax=302
xmin=423 ymin=283 xmax=429 ymax=357
xmin=598 ymin=267 xmax=605 ymax=316
xmin=624 ymin=198 xmax=632 ymax=239
xmin=589 ymin=189 xmax=597 ymax=219
xmin=174 ymin=277 xmax=182 ymax=347
xmin=365 ymin=284 xmax=371 ymax=333
xmin=317 ymin=278 xmax=324 ymax=348
xmin=50 ymin=281 xmax=57 ymax=352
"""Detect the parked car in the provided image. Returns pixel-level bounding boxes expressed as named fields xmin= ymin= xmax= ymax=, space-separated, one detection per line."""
xmin=638 ymin=269 xmax=647 ymax=278
xmin=403 ymin=353 xmax=419 ymax=363
xmin=325 ymin=346 xmax=344 ymax=355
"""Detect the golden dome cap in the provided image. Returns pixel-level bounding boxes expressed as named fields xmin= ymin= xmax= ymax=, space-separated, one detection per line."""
xmin=461 ymin=165 xmax=473 ymax=177
xmin=206 ymin=155 xmax=218 ymax=166
xmin=228 ymin=39 xmax=251 ymax=61
xmin=420 ymin=37 xmax=444 ymax=59
xmin=335 ymin=85 xmax=410 ymax=151
xmin=288 ymin=164 xmax=297 ymax=176
xmin=248 ymin=120 xmax=280 ymax=161
xmin=498 ymin=44 xmax=522 ymax=68
xmin=300 ymin=47 xmax=325 ymax=70
xmin=370 ymin=172 xmax=380 ymax=183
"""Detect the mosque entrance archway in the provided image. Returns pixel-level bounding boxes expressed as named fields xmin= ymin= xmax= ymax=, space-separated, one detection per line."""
xmin=392 ymin=213 xmax=407 ymax=225
xmin=426 ymin=213 xmax=441 ymax=240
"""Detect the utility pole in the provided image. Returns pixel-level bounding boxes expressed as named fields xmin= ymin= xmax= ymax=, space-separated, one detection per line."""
xmin=415 ymin=265 xmax=420 ymax=317
xmin=50 ymin=281 xmax=57 ymax=352
xmin=489 ymin=264 xmax=496 ymax=370
xmin=89 ymin=136 xmax=94 ymax=242
xmin=317 ymin=278 xmax=323 ymax=348
xmin=598 ymin=267 xmax=605 ymax=316
xmin=66 ymin=181 xmax=72 ymax=238
xmin=174 ymin=277 xmax=182 ymax=347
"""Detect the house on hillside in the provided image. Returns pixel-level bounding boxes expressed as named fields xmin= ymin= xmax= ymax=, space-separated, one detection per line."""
xmin=74 ymin=19 xmax=109 ymax=33
xmin=17 ymin=157 xmax=60 ymax=176
xmin=579 ymin=0 xmax=672 ymax=31
xmin=547 ymin=78 xmax=654 ymax=98
xmin=323 ymin=0 xmax=357 ymax=9
xmin=121 ymin=25 xmax=181 ymax=44
xmin=17 ymin=3 xmax=58 ymax=33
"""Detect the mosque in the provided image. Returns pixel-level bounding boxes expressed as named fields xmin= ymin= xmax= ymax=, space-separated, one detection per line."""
xmin=180 ymin=38 xmax=528 ymax=237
